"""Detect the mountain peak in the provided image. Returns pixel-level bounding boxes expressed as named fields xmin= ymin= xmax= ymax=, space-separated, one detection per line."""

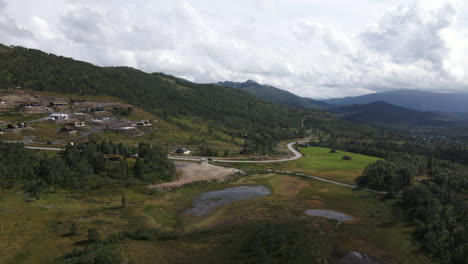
xmin=245 ymin=79 xmax=259 ymax=85
xmin=216 ymin=79 xmax=330 ymax=109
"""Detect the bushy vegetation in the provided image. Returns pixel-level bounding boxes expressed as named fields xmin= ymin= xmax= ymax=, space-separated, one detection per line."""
xmin=402 ymin=169 xmax=468 ymax=264
xmin=0 ymin=141 xmax=175 ymax=196
xmin=356 ymin=155 xmax=422 ymax=195
xmin=123 ymin=219 xmax=331 ymax=264
xmin=243 ymin=220 xmax=331 ymax=263
xmin=62 ymin=233 xmax=124 ymax=264
xmin=350 ymin=149 xmax=468 ymax=263
xmin=307 ymin=130 xmax=468 ymax=263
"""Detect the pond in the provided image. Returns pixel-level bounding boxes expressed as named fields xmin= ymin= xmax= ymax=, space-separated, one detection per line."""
xmin=304 ymin=209 xmax=354 ymax=221
xmin=185 ymin=186 xmax=271 ymax=216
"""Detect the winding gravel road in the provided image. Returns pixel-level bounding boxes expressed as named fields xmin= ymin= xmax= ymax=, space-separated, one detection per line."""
xmin=25 ymin=140 xmax=307 ymax=162
xmin=169 ymin=141 xmax=307 ymax=163
xmin=23 ymin=140 xmax=383 ymax=192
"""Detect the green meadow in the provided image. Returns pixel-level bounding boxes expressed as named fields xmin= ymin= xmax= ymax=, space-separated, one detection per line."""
xmin=223 ymin=147 xmax=381 ymax=185
xmin=289 ymin=147 xmax=381 ymax=184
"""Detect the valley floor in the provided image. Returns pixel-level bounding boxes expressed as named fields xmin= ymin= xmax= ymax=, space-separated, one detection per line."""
xmin=0 ymin=164 xmax=434 ymax=264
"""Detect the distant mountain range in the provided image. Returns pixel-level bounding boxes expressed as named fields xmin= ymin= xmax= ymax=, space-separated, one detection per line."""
xmin=323 ymin=89 xmax=468 ymax=113
xmin=216 ymin=80 xmax=330 ymax=110
xmin=330 ymin=101 xmax=468 ymax=128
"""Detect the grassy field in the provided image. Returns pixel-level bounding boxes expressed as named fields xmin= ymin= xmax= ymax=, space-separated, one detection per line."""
xmin=294 ymin=147 xmax=380 ymax=171
xmin=0 ymin=171 xmax=434 ymax=264
xmin=224 ymin=147 xmax=381 ymax=185
xmin=288 ymin=147 xmax=381 ymax=184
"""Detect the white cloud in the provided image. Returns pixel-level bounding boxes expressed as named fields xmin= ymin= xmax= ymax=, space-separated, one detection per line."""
xmin=353 ymin=0 xmax=466 ymax=93
xmin=0 ymin=0 xmax=467 ymax=98
xmin=0 ymin=0 xmax=34 ymax=44
xmin=361 ymin=1 xmax=455 ymax=66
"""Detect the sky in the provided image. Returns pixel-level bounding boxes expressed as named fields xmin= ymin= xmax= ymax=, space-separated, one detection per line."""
xmin=0 ymin=0 xmax=467 ymax=98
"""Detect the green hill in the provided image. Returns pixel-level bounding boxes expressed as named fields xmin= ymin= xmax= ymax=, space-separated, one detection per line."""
xmin=216 ymin=80 xmax=330 ymax=110
xmin=0 ymin=45 xmax=313 ymax=149
xmin=0 ymin=44 xmax=390 ymax=152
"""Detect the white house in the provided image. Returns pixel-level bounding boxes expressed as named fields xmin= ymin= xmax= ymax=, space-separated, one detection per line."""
xmin=74 ymin=121 xmax=86 ymax=127
xmin=176 ymin=147 xmax=191 ymax=155
xmin=120 ymin=126 xmax=136 ymax=130
xmin=135 ymin=120 xmax=152 ymax=126
xmin=49 ymin=113 xmax=69 ymax=120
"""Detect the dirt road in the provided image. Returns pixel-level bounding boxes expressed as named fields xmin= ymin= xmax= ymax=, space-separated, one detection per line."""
xmin=25 ymin=141 xmax=307 ymax=163
xmin=168 ymin=141 xmax=307 ymax=163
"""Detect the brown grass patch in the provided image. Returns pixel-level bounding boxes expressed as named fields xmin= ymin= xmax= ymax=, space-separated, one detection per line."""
xmin=305 ymin=199 xmax=324 ymax=208
xmin=275 ymin=176 xmax=309 ymax=197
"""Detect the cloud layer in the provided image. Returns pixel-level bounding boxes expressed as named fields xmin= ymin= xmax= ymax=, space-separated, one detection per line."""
xmin=0 ymin=0 xmax=467 ymax=98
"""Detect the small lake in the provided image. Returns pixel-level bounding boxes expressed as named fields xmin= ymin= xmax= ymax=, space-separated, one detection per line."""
xmin=304 ymin=209 xmax=354 ymax=221
xmin=185 ymin=186 xmax=271 ymax=216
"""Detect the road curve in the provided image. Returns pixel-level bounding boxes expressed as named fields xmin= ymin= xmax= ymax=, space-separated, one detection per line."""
xmin=24 ymin=141 xmax=384 ymax=193
xmin=169 ymin=141 xmax=307 ymax=163
xmin=25 ymin=140 xmax=307 ymax=163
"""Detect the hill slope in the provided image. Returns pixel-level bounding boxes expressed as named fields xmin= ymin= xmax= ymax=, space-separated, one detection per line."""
xmin=0 ymin=44 xmax=396 ymax=151
xmin=323 ymin=89 xmax=468 ymax=113
xmin=331 ymin=101 xmax=468 ymax=127
xmin=0 ymin=45 xmax=311 ymax=142
xmin=216 ymin=80 xmax=330 ymax=109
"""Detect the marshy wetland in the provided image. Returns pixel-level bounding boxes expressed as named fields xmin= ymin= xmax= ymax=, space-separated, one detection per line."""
xmin=184 ymin=185 xmax=271 ymax=216
xmin=304 ymin=209 xmax=354 ymax=221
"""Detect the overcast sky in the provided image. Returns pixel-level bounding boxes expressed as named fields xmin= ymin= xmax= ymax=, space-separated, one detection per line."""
xmin=1 ymin=0 xmax=467 ymax=98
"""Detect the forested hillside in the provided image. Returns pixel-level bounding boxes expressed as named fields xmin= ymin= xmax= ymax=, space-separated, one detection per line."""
xmin=217 ymin=80 xmax=330 ymax=110
xmin=0 ymin=44 xmax=390 ymax=153
xmin=0 ymin=45 xmax=309 ymax=147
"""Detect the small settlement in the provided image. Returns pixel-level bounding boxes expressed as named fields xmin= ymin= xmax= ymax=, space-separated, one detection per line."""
xmin=0 ymin=90 xmax=157 ymax=145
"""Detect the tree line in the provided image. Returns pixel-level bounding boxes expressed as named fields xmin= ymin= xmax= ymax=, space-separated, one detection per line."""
xmin=317 ymin=136 xmax=468 ymax=263
xmin=0 ymin=141 xmax=175 ymax=197
xmin=357 ymin=155 xmax=468 ymax=264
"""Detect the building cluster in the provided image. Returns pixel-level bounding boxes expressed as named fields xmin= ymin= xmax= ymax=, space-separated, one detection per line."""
xmin=0 ymin=91 xmax=159 ymax=144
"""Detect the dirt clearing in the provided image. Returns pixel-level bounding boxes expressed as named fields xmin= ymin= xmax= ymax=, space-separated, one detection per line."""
xmin=149 ymin=161 xmax=244 ymax=191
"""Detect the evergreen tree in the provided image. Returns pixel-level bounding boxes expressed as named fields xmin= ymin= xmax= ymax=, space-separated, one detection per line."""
xmin=121 ymin=194 xmax=127 ymax=208
xmin=69 ymin=222 xmax=78 ymax=236
xmin=87 ymin=228 xmax=101 ymax=242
